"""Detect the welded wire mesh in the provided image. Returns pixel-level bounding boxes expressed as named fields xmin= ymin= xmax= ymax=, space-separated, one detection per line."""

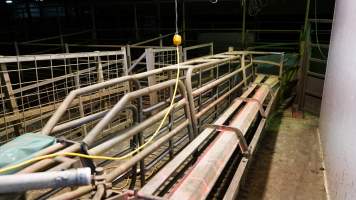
xmin=0 ymin=50 xmax=129 ymax=144
xmin=154 ymin=48 xmax=178 ymax=103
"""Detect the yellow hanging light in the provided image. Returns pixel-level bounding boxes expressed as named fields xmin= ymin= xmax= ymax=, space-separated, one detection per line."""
xmin=173 ymin=34 xmax=182 ymax=46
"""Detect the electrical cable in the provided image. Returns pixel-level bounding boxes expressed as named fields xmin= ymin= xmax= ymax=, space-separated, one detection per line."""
xmin=112 ymin=178 xmax=131 ymax=191
xmin=0 ymin=0 xmax=182 ymax=175
xmin=314 ymin=0 xmax=327 ymax=59
xmin=175 ymin=0 xmax=179 ymax=34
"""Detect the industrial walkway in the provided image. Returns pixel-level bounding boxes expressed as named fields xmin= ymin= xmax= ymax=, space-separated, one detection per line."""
xmin=238 ymin=108 xmax=327 ymax=200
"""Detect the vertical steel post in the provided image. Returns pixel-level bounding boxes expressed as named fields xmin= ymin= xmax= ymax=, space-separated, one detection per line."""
xmin=210 ymin=42 xmax=214 ymax=55
xmin=183 ymin=0 xmax=187 ymax=41
xmin=126 ymin=45 xmax=132 ymax=75
xmin=159 ymin=34 xmax=163 ymax=47
xmin=134 ymin=4 xmax=139 ymax=41
xmin=90 ymin=1 xmax=97 ymax=40
xmin=241 ymin=54 xmax=247 ymax=87
xmin=0 ymin=62 xmax=21 ymax=136
xmin=14 ymin=41 xmax=20 ymax=56
xmin=303 ymin=0 xmax=311 ymax=36
xmin=241 ymin=0 xmax=247 ymax=48
xmin=146 ymin=48 xmax=158 ymax=105
xmin=156 ymin=0 xmax=161 ymax=35
xmin=74 ymin=73 xmax=87 ymax=136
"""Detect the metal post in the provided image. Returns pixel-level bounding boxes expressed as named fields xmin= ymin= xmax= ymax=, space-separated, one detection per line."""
xmin=210 ymin=42 xmax=214 ymax=55
xmin=74 ymin=73 xmax=87 ymax=136
xmin=122 ymin=47 xmax=129 ymax=76
xmin=56 ymin=7 xmax=65 ymax=52
xmin=241 ymin=0 xmax=247 ymax=48
xmin=14 ymin=41 xmax=20 ymax=56
xmin=178 ymin=46 xmax=183 ymax=63
xmin=90 ymin=1 xmax=97 ymax=40
xmin=134 ymin=4 xmax=139 ymax=41
xmin=64 ymin=43 xmax=70 ymax=54
xmin=241 ymin=54 xmax=247 ymax=87
xmin=0 ymin=62 xmax=21 ymax=136
xmin=159 ymin=34 xmax=163 ymax=47
xmin=303 ymin=0 xmax=311 ymax=36
xmin=156 ymin=0 xmax=161 ymax=35
xmin=183 ymin=0 xmax=187 ymax=41
xmin=126 ymin=45 xmax=132 ymax=74
xmin=96 ymin=53 xmax=104 ymax=83
xmin=145 ymin=48 xmax=158 ymax=105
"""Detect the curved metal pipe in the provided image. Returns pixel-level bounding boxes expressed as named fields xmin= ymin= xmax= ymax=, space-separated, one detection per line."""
xmin=89 ymin=80 xmax=194 ymax=154
xmin=41 ymin=66 xmax=185 ymax=136
xmin=49 ymin=122 xmax=189 ymax=200
xmin=41 ymin=51 xmax=240 ymax=136
xmin=83 ymin=79 xmax=191 ymax=146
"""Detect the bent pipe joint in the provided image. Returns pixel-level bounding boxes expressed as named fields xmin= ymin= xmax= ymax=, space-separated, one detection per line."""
xmin=234 ymin=97 xmax=267 ymax=118
xmin=185 ymin=68 xmax=201 ymax=138
xmin=203 ymin=124 xmax=250 ymax=157
xmin=42 ymin=73 xmax=171 ymax=136
xmin=83 ymin=79 xmax=193 ymax=147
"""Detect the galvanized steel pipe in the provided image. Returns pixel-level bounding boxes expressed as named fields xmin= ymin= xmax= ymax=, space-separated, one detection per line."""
xmin=0 ymin=168 xmax=91 ymax=193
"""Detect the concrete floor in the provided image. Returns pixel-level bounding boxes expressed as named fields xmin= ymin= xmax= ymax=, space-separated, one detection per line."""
xmin=238 ymin=108 xmax=327 ymax=200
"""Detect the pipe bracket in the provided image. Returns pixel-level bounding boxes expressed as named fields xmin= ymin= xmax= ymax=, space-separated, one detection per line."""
xmin=203 ymin=124 xmax=250 ymax=157
xmin=235 ymin=97 xmax=267 ymax=118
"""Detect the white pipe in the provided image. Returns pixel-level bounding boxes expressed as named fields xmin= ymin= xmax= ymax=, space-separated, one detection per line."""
xmin=0 ymin=168 xmax=92 ymax=193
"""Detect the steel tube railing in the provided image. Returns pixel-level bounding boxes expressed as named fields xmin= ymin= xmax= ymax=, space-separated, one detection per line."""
xmin=0 ymin=50 xmax=286 ymax=199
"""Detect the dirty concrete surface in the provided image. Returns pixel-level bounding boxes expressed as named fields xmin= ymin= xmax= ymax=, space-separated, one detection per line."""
xmin=238 ymin=108 xmax=326 ymax=200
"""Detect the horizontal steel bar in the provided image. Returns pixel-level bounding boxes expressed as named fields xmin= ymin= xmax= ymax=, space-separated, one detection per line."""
xmin=0 ymin=50 xmax=125 ymax=63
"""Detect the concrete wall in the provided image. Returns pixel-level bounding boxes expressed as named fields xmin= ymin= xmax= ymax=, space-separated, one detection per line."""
xmin=319 ymin=0 xmax=356 ymax=199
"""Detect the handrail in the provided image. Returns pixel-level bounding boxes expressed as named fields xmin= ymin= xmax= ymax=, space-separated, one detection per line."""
xmin=83 ymin=79 xmax=190 ymax=146
xmin=40 ymin=52 xmax=240 ymax=136
xmin=0 ymin=49 xmax=125 ymax=63
xmin=5 ymin=50 xmax=288 ymax=199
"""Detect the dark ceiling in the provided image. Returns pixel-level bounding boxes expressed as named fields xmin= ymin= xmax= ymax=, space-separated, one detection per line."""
xmin=0 ymin=0 xmax=335 ymax=54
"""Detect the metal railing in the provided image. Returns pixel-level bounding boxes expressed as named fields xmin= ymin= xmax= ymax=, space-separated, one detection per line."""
xmin=0 ymin=48 xmax=130 ymax=144
xmin=5 ymin=50 xmax=286 ymax=200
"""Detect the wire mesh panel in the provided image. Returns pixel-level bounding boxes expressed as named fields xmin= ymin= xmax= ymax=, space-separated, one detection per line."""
xmin=0 ymin=49 xmax=129 ymax=143
xmin=144 ymin=47 xmax=180 ymax=106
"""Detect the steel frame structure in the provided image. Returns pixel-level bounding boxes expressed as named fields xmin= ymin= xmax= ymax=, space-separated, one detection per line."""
xmin=0 ymin=41 xmax=215 ymax=145
xmin=0 ymin=50 xmax=284 ymax=200
xmin=0 ymin=48 xmax=130 ymax=144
